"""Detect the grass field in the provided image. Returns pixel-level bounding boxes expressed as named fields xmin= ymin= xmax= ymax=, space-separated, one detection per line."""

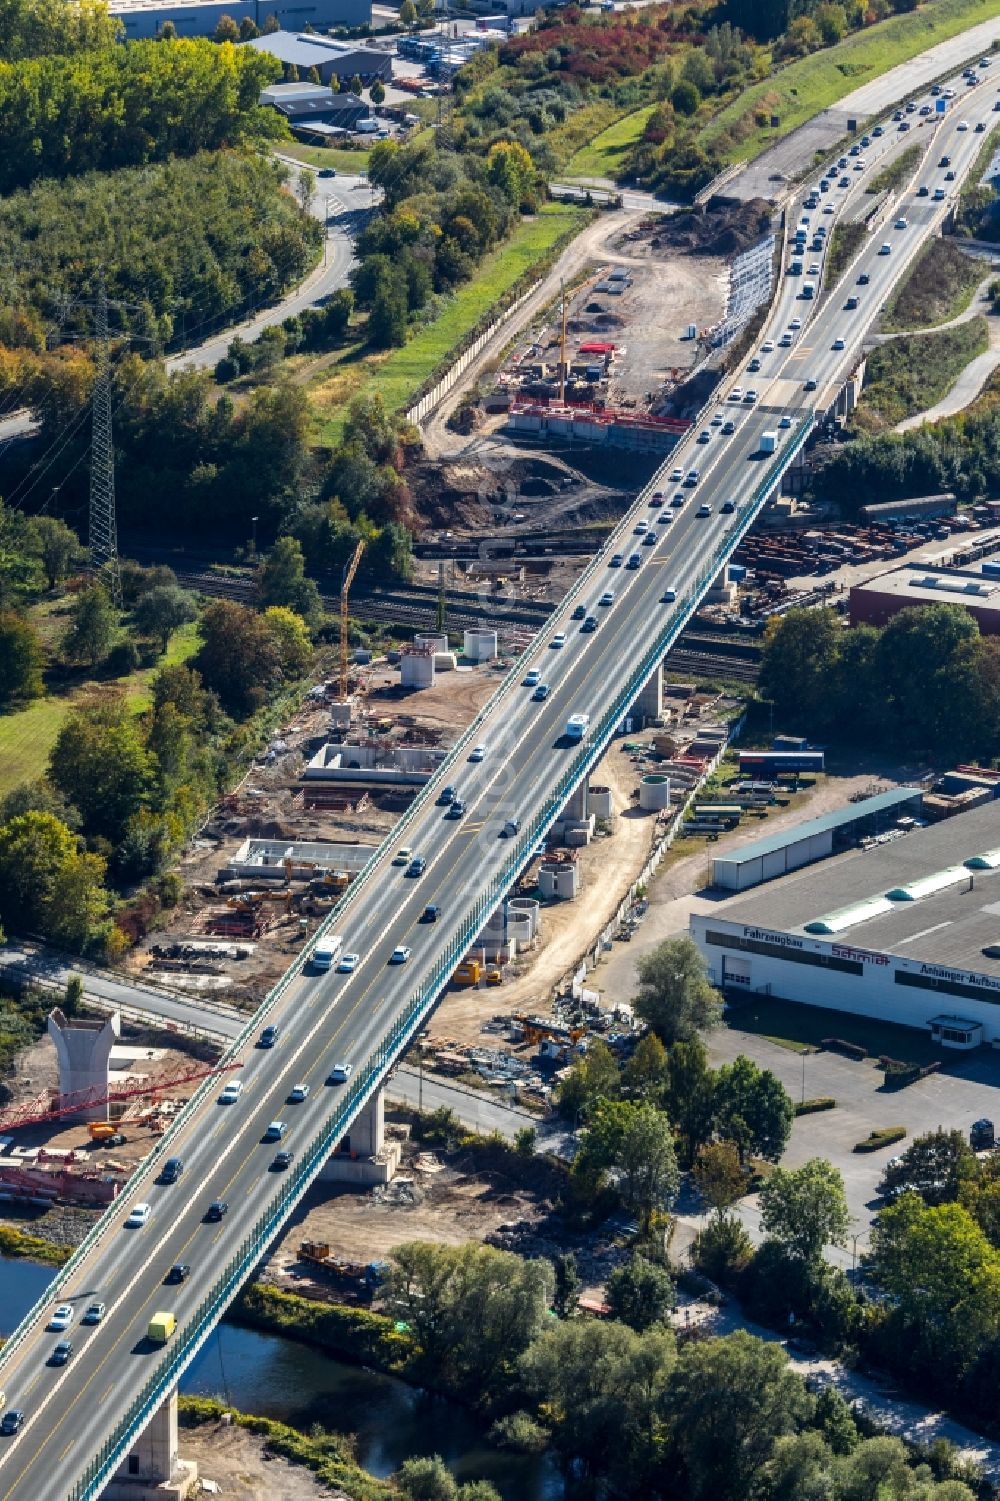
xmin=277 ymin=143 xmax=371 ymax=174
xmin=0 ymin=621 xmax=200 ymax=799
xmin=563 ymin=104 xmax=657 ymax=181
xmin=858 ymin=314 xmax=989 ymax=426
xmin=826 ymin=219 xmax=866 ymax=282
xmin=705 ymin=0 xmax=1000 ymax=166
xmin=311 ymin=202 xmax=589 ymax=444
xmin=882 ymin=236 xmax=987 ymax=329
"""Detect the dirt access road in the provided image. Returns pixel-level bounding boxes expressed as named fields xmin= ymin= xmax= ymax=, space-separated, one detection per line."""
xmin=181 ymin=1420 xmax=344 ymax=1500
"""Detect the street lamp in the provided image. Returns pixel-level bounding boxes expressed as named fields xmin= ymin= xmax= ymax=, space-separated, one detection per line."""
xmin=251 ymin=515 xmax=259 ymax=559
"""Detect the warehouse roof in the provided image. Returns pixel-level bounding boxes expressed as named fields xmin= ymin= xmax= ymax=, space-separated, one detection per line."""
xmin=714 ymin=801 xmax=1000 ymax=977
xmin=242 ymin=30 xmax=383 ymax=66
xmin=714 ymin=788 xmax=920 ymax=868
xmin=853 ymin=563 xmax=1000 ymax=608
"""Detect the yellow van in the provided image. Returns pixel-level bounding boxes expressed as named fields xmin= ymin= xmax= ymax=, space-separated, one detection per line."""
xmin=148 ymin=1311 xmax=176 ymax=1343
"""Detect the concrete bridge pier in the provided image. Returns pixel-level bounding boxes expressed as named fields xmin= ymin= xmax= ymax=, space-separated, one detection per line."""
xmin=561 ymin=775 xmax=589 ymax=822
xmin=47 ymin=1007 xmax=119 ymax=1121
xmin=632 ymin=662 xmax=663 ymax=724
xmin=102 ymin=1388 xmax=197 ymax=1501
xmin=320 ymin=1088 xmax=401 ymax=1185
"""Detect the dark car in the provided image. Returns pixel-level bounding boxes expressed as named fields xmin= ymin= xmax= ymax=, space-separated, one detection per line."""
xmin=422 ymin=904 xmax=441 ymax=922
xmin=581 ymin=615 xmax=597 ymax=631
xmin=205 ymin=1200 xmax=228 ymax=1222
xmin=103 ymin=1132 xmax=126 ymax=1147
xmin=49 ymin=1341 xmax=73 ymax=1366
xmin=857 ymin=272 xmax=870 ymax=285
xmin=165 ymin=1264 xmax=190 ymax=1284
xmin=446 ymin=799 xmax=466 ymax=817
xmin=272 ymin=1150 xmax=294 ymax=1170
xmin=571 ymin=604 xmax=586 ymax=620
xmin=259 ymin=1025 xmax=278 ymax=1049
xmin=0 ymin=1411 xmax=24 ymax=1437
xmin=318 ymin=167 xmax=336 ymax=177
xmin=437 ymin=784 xmax=456 ymax=804
xmin=159 ymin=1157 xmax=184 ymax=1184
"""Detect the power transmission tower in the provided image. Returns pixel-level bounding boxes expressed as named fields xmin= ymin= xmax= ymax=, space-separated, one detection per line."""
xmin=88 ymin=277 xmax=121 ymax=605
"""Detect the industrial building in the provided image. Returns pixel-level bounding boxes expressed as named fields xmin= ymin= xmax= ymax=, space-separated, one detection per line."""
xmin=859 ymin=493 xmax=957 ymax=523
xmin=109 ymin=0 xmax=370 ymax=40
xmin=850 ymin=562 xmax=1000 ymax=633
xmin=691 ymin=802 xmax=1000 ymax=1047
xmin=710 ymin=787 xmax=923 ymax=892
xmin=259 ymin=82 xmax=367 ymax=130
xmin=242 ymin=30 xmax=390 ymax=83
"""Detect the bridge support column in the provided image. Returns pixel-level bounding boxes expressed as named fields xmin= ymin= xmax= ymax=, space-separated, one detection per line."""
xmin=561 ymin=775 xmax=589 ymax=822
xmin=47 ymin=1007 xmax=120 ymax=1122
xmin=102 ymin=1388 xmax=197 ymax=1501
xmin=632 ymin=663 xmax=662 ymax=725
xmin=319 ymin=1087 xmax=401 ymax=1185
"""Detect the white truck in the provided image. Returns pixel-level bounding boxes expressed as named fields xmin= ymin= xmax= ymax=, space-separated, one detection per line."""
xmin=566 ymin=714 xmax=590 ymax=741
xmin=311 ymin=934 xmax=344 ymax=972
xmin=759 ymin=431 xmax=778 ymax=455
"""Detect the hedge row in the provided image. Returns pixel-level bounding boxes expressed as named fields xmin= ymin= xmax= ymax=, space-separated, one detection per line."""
xmin=795 ymin=1097 xmax=836 ymax=1116
xmin=854 ymin=1126 xmax=907 ymax=1153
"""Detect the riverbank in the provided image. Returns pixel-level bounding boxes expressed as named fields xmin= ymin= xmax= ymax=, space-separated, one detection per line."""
xmin=0 ymin=1225 xmax=71 ymax=1266
xmin=234 ymin=1283 xmax=411 ymax=1373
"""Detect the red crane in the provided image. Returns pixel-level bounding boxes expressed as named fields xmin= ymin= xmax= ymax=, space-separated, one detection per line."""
xmin=0 ymin=1058 xmax=243 ymax=1134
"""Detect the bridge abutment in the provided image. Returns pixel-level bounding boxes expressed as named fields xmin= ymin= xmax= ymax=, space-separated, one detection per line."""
xmin=319 ymin=1088 xmax=401 ymax=1185
xmin=102 ymin=1388 xmax=197 ymax=1501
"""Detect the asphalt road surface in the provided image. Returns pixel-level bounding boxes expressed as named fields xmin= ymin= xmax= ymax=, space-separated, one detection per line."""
xmin=0 ymin=67 xmax=996 ymax=1501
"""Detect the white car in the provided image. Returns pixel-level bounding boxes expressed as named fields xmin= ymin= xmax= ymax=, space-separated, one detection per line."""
xmin=790 ymin=317 xmax=802 ymax=330
xmin=743 ymin=389 xmax=758 ymax=404
xmin=728 ymin=386 xmax=743 ymax=402
xmin=329 ymin=1063 xmax=353 ymax=1083
xmin=48 ymin=1305 xmax=74 ymax=1332
xmin=469 ymin=745 xmax=486 ymax=762
xmin=809 ymin=263 xmax=820 ymax=275
xmin=958 ymin=119 xmax=969 ymax=130
xmin=761 ymin=340 xmax=774 ymax=353
xmin=125 ymin=1202 xmax=151 ymax=1229
xmin=390 ymin=945 xmax=411 ymax=964
xmin=823 ymin=202 xmax=835 ymax=213
xmin=710 ymin=411 xmax=724 ymax=426
xmin=778 ymin=332 xmax=793 ymax=347
xmin=392 ymin=847 xmax=412 ymax=866
xmin=832 ymin=336 xmax=845 ymax=350
xmin=336 ymin=952 xmax=359 ymax=973
xmin=523 ymin=668 xmax=541 ymax=687
xmin=219 ymin=1080 xmax=242 ymax=1104
xmin=549 ymin=632 xmax=566 ymax=649
xmin=289 ymin=1084 xmax=310 ymax=1102
xmin=670 ymin=467 xmax=683 ymax=482
xmin=599 ymin=591 xmax=615 ymax=605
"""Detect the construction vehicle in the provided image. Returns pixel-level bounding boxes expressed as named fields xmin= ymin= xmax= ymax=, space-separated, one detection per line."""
xmin=486 ymin=968 xmax=503 ymax=986
xmin=452 ymin=959 xmax=481 ymax=988
xmin=87 ymin=1122 xmax=121 ymax=1141
xmin=514 ymin=1013 xmax=587 ymax=1046
xmin=299 ymin=1243 xmax=389 ymax=1297
xmin=339 ymin=539 xmax=366 ymax=701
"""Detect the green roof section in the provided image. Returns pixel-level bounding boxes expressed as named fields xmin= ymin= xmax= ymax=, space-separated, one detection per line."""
xmin=716 ymin=787 xmax=922 ymax=867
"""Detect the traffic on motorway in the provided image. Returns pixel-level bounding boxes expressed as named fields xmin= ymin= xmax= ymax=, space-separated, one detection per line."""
xmin=2 ymin=49 xmax=999 ymax=1501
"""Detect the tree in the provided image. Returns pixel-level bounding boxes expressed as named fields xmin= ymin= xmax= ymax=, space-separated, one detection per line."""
xmin=552 ymin=1252 xmax=579 ymax=1319
xmin=239 ymin=16 xmax=259 ymax=39
xmin=369 ymin=79 xmax=385 ymax=106
xmin=606 ymin=1253 xmax=675 ymax=1332
xmin=0 ymin=811 xmax=108 ymax=949
xmin=664 ymin=1037 xmax=717 ymax=1162
xmin=396 ymin=1456 xmax=456 ymax=1501
xmin=386 ymin=1241 xmax=553 ymax=1399
xmin=48 ymin=697 xmax=153 ymax=845
xmin=159 ymin=19 xmax=176 ymax=37
xmin=632 ymin=936 xmax=722 ymax=1046
xmin=214 ymin=13 xmax=240 ymax=41
xmin=661 ymin=1331 xmax=809 ymax=1501
xmin=878 ymin=1127 xmax=974 ymax=1208
xmin=132 ymin=585 xmax=197 ymax=652
xmin=486 ymin=141 xmax=534 ymax=206
xmin=713 ymin=1055 xmax=794 ymax=1163
xmin=692 ymin=1211 xmax=754 ymax=1283
xmin=296 ymin=167 xmax=316 ymax=214
xmin=30 ymin=516 xmax=82 ymax=589
xmin=258 ymin=536 xmax=322 ymax=625
xmin=758 ymin=607 xmax=843 ymax=732
xmin=349 ymin=73 xmax=363 ymax=96
xmin=622 ymin=1032 xmax=669 ymax=1103
xmin=558 ymin=1037 xmax=619 ymax=1121
xmin=672 ymin=78 xmax=701 ymax=115
xmin=576 ymin=1099 xmax=680 ymax=1230
xmin=0 ymin=779 xmax=80 ymax=831
xmin=399 ymin=0 xmax=417 ymax=24
xmin=0 ymin=611 xmax=43 ymax=705
xmin=759 ymin=1158 xmax=850 ymax=1263
xmin=369 ymin=268 xmax=408 ymax=348
xmin=63 ymin=584 xmax=116 ymax=667
xmin=262 ymin=11 xmax=280 ymax=32
xmin=692 ymin=1140 xmax=746 ymax=1213
xmin=194 ymin=599 xmax=280 ymax=716
xmin=262 ymin=605 xmax=313 ymax=678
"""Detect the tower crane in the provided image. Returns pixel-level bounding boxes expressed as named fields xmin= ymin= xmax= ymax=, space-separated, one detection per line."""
xmin=339 ymin=539 xmax=365 ymax=702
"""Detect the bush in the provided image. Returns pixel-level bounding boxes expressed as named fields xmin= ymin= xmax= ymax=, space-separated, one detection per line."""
xmin=795 ymin=1097 xmax=836 ymax=1116
xmin=854 ymin=1127 xmax=907 ymax=1153
xmin=488 ymin=1410 xmax=549 ymax=1454
xmin=823 ymin=1037 xmax=867 ymax=1061
xmin=691 ymin=1213 xmax=753 ymax=1285
xmin=234 ymin=1283 xmax=411 ymax=1368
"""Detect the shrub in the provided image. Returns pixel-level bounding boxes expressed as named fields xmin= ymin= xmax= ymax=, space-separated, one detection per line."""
xmin=822 ymin=1036 xmax=867 ymax=1061
xmin=795 ymin=1097 xmax=836 ymax=1116
xmin=854 ymin=1127 xmax=907 ymax=1153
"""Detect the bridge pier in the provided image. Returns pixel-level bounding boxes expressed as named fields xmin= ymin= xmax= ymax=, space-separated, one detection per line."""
xmin=561 ymin=775 xmax=589 ymax=821
xmin=102 ymin=1388 xmax=197 ymax=1501
xmin=47 ymin=1007 xmax=119 ymax=1121
xmin=632 ymin=663 xmax=662 ymax=724
xmin=320 ymin=1088 xmax=401 ymax=1185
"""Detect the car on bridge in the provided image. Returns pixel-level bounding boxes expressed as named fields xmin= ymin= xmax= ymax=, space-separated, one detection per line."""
xmin=219 ymin=1080 xmax=242 ymax=1104
xmin=329 ymin=1063 xmax=353 ymax=1083
xmin=469 ymin=745 xmax=486 ymax=761
xmin=721 ymin=499 xmax=737 ymax=513
xmin=289 ymin=1084 xmax=310 ymax=1102
xmin=722 ymin=418 xmax=737 ymax=434
xmin=1 ymin=1411 xmax=24 ymax=1436
xmin=422 ymin=904 xmax=441 ymax=922
xmin=833 ymin=337 xmax=845 ymax=350
xmin=259 ymin=1025 xmax=279 ymax=1049
xmin=392 ymin=847 xmax=412 ymax=865
xmin=272 ymin=1150 xmax=294 ymax=1171
xmin=160 ymin=1157 xmax=184 ymax=1184
xmin=599 ymin=591 xmax=615 ymax=605
xmin=550 ymin=632 xmax=567 ymax=648
xmin=337 ymin=952 xmax=359 ymax=972
xmin=609 ymin=554 xmax=623 ymax=568
xmin=582 ymin=613 xmax=599 ymax=628
xmin=532 ymin=684 xmax=550 ymax=701
xmin=523 ymin=668 xmax=541 ymax=685
xmin=205 ymin=1200 xmax=228 ymax=1221
xmin=447 ymin=798 xmax=467 ymax=816
xmin=696 ymin=503 xmax=712 ymax=517
xmin=82 ymin=1303 xmax=105 ymax=1325
xmin=48 ymin=1305 xmax=74 ymax=1332
xmin=894 ymin=216 xmax=908 ymax=230
xmin=390 ymin=946 xmax=411 ymax=964
xmin=407 ymin=857 xmax=426 ymax=877
xmin=879 ymin=243 xmax=891 ymax=255
xmin=263 ymin=1121 xmax=287 ymax=1141
xmin=572 ymin=604 xmax=586 ymax=619
xmin=661 ymin=588 xmax=677 ymax=602
xmin=125 ymin=1203 xmax=151 ymax=1229
xmin=49 ymin=1341 xmax=73 ymax=1367
xmin=165 ymin=1264 xmax=189 ymax=1284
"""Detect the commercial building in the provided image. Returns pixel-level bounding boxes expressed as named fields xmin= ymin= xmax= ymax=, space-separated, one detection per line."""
xmin=691 ymin=802 xmax=1000 ymax=1048
xmin=259 ymin=81 xmax=367 ymax=130
xmin=710 ymin=787 xmax=923 ymax=892
xmin=242 ymin=30 xmax=390 ymax=84
xmin=850 ymin=562 xmax=1000 ymax=633
xmin=109 ymin=0 xmax=369 ymax=40
xmin=859 ymin=493 xmax=957 ymax=523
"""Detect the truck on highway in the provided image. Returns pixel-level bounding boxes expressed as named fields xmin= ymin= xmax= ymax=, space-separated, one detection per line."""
xmin=801 ymin=282 xmax=815 ymax=300
xmin=759 ymin=431 xmax=778 ymax=455
xmin=148 ymin=1312 xmax=176 ymax=1344
xmin=566 ymin=713 xmax=590 ymax=741
xmin=311 ymin=934 xmax=344 ymax=972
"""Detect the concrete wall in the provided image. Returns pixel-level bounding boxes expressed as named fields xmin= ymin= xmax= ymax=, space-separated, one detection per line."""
xmin=304 ymin=742 xmax=447 ymax=787
xmin=223 ymin=837 xmax=376 ymax=880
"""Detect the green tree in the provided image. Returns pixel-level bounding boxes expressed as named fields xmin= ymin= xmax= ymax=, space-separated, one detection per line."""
xmin=486 ymin=141 xmax=534 ymax=206
xmin=664 ymin=1037 xmax=716 ymax=1162
xmin=552 ymin=1251 xmax=579 ymax=1319
xmin=575 ymin=1099 xmax=679 ymax=1230
xmin=692 ymin=1140 xmax=746 ymax=1212
xmin=0 ymin=611 xmax=43 ymax=705
xmin=713 ymin=1055 xmax=794 ymax=1163
xmin=398 ymin=0 xmax=417 ymax=24
xmin=814 ymin=1 xmax=846 ymax=44
xmin=396 ymin=1456 xmax=456 ymax=1501
xmin=30 ymin=516 xmax=82 ymax=590
xmin=63 ymin=584 xmax=116 ymax=667
xmin=558 ymin=1037 xmax=619 ymax=1122
xmin=349 ymin=73 xmax=363 ymax=96
xmin=632 ymin=936 xmax=722 ymax=1046
xmin=692 ymin=1211 xmax=754 ymax=1283
xmin=194 ymin=599 xmax=280 ymax=715
xmin=370 ymin=79 xmax=385 ymax=106
xmin=262 ymin=605 xmax=313 ymax=678
xmin=758 ymin=607 xmax=842 ymax=732
xmin=258 ymin=536 xmax=322 ymax=625
xmin=622 ymin=1032 xmax=670 ymax=1103
xmin=759 ymin=1158 xmax=850 ymax=1262
xmin=0 ymin=811 xmax=108 ymax=949
xmin=606 ymin=1253 xmax=675 ymax=1331
xmin=48 ymin=697 xmax=153 ymax=845
xmin=368 ymin=268 xmax=408 ymax=348
xmin=661 ymin=1331 xmax=809 ymax=1501
xmin=514 ymin=1125 xmax=536 ymax=1157
xmin=132 ymin=585 xmax=196 ymax=652
xmin=262 ymin=11 xmax=280 ymax=32
xmin=0 ymin=779 xmax=80 ymax=831
xmin=214 ymin=13 xmax=239 ymax=40
xmin=239 ymin=16 xmax=259 ymax=38
xmin=878 ymin=1128 xmax=974 ymax=1208
xmin=672 ymin=78 xmax=701 ymax=115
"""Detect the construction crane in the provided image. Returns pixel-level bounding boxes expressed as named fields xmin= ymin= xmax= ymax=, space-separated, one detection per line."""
xmin=339 ymin=538 xmax=366 ymax=701
xmin=0 ymin=1058 xmax=243 ymax=1134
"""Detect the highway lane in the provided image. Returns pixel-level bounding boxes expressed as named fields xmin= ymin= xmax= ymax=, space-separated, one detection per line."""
xmin=2 ymin=70 xmax=997 ymax=1501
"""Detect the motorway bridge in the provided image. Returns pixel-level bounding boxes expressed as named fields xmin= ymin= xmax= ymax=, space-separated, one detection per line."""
xmin=1 ymin=55 xmax=996 ymax=1501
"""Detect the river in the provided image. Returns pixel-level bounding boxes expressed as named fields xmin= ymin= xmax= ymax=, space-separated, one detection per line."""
xmin=0 ymin=1259 xmax=563 ymax=1500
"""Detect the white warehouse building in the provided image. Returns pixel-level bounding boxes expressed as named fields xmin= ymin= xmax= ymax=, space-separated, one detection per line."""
xmin=691 ymin=801 xmax=1000 ymax=1050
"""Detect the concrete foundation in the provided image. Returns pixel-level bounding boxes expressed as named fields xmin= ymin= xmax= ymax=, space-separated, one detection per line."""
xmin=415 ymin=634 xmax=448 ymax=654
xmin=632 ymin=663 xmax=663 ymax=723
xmin=539 ymin=859 xmax=580 ymax=899
xmin=48 ymin=1008 xmax=120 ymax=1122
xmin=401 ymin=652 xmax=435 ymax=689
xmin=463 ymin=629 xmax=498 ymax=662
xmin=589 ymin=784 xmax=614 ymax=819
xmin=639 ymin=774 xmax=671 ymax=811
xmin=319 ymin=1090 xmax=401 ymax=1185
xmin=103 ymin=1390 xmax=198 ymax=1501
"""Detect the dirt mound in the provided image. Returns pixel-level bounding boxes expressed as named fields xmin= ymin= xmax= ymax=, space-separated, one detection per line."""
xmin=650 ymin=196 xmax=774 ymax=258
